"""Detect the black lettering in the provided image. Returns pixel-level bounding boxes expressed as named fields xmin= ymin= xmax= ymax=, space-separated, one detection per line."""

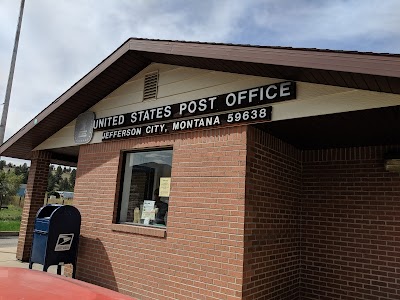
xmin=107 ymin=117 xmax=113 ymax=127
xmin=266 ymin=85 xmax=277 ymax=100
xmin=112 ymin=116 xmax=118 ymax=126
xmin=172 ymin=122 xmax=180 ymax=131
xmin=188 ymin=101 xmax=197 ymax=114
xmin=164 ymin=106 xmax=171 ymax=118
xmin=198 ymin=99 xmax=207 ymax=112
xmin=149 ymin=108 xmax=156 ymax=120
xmin=238 ymin=90 xmax=247 ymax=105
xmin=143 ymin=110 xmax=150 ymax=121
xmin=280 ymin=82 xmax=292 ymax=97
xmin=137 ymin=111 xmax=144 ymax=121
xmin=226 ymin=93 xmax=236 ymax=107
xmin=131 ymin=112 xmax=137 ymax=124
xmin=208 ymin=97 xmax=216 ymax=110
xmin=186 ymin=120 xmax=193 ymax=129
xmin=179 ymin=103 xmax=187 ymax=115
xmin=97 ymin=82 xmax=292 ymax=132
xmin=156 ymin=107 xmax=163 ymax=119
xmin=248 ymin=88 xmax=258 ymax=103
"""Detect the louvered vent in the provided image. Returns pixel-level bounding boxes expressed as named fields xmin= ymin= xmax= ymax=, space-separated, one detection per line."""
xmin=143 ymin=71 xmax=159 ymax=101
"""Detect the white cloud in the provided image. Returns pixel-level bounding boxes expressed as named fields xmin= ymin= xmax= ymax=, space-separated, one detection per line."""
xmin=250 ymin=0 xmax=400 ymax=48
xmin=0 ymin=0 xmax=251 ymax=141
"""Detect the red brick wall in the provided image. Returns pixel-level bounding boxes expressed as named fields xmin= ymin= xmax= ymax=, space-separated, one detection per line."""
xmin=301 ymin=146 xmax=400 ymax=299
xmin=72 ymin=123 xmax=400 ymax=300
xmin=243 ymin=127 xmax=302 ymax=299
xmin=73 ymin=126 xmax=247 ymax=300
xmin=17 ymin=150 xmax=51 ymax=261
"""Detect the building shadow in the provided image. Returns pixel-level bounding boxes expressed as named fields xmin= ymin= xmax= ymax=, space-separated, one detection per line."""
xmin=74 ymin=236 xmax=118 ymax=291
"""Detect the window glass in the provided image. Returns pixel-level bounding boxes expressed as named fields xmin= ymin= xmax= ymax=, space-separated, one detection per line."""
xmin=119 ymin=149 xmax=172 ymax=227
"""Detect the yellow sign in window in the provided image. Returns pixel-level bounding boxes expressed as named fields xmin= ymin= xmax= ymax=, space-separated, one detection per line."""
xmin=159 ymin=177 xmax=171 ymax=197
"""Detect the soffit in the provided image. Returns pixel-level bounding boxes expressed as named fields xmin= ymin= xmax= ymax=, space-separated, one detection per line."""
xmin=258 ymin=105 xmax=400 ymax=149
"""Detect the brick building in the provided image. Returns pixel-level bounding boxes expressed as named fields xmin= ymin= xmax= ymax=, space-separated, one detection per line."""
xmin=1 ymin=38 xmax=400 ymax=299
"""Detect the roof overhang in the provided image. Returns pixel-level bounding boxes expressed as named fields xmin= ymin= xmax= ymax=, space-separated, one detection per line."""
xmin=2 ymin=38 xmax=400 ymax=164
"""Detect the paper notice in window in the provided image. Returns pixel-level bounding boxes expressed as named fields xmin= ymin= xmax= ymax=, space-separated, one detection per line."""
xmin=141 ymin=200 xmax=156 ymax=220
xmin=159 ymin=177 xmax=171 ymax=197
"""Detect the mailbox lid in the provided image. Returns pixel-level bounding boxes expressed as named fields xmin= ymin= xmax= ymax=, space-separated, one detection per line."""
xmin=36 ymin=204 xmax=61 ymax=219
xmin=34 ymin=218 xmax=50 ymax=233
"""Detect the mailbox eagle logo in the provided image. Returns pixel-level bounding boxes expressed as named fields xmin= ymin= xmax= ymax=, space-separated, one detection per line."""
xmin=55 ymin=233 xmax=74 ymax=251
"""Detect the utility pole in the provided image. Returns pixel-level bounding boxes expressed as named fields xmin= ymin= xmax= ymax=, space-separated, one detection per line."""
xmin=0 ymin=0 xmax=25 ymax=144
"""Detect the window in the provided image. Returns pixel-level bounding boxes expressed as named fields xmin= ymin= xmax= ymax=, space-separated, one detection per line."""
xmin=118 ymin=148 xmax=172 ymax=228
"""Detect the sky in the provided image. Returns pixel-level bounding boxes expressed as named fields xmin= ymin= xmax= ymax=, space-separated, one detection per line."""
xmin=0 ymin=0 xmax=399 ymax=165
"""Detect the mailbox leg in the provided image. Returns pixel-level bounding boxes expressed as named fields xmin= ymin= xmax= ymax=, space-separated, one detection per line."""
xmin=28 ymin=261 xmax=33 ymax=269
xmin=57 ymin=265 xmax=62 ymax=275
xmin=43 ymin=265 xmax=48 ymax=272
xmin=72 ymin=263 xmax=77 ymax=279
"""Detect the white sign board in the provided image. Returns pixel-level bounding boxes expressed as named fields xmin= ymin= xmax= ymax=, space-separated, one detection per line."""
xmin=141 ymin=200 xmax=156 ymax=220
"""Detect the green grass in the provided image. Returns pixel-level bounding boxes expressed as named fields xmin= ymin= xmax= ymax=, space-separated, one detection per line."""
xmin=0 ymin=205 xmax=22 ymax=231
xmin=0 ymin=201 xmax=74 ymax=232
xmin=0 ymin=220 xmax=20 ymax=231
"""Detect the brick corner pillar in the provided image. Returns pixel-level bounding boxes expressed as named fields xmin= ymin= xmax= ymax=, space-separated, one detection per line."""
xmin=17 ymin=150 xmax=51 ymax=261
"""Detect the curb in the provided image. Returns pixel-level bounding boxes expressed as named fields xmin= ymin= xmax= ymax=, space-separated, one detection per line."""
xmin=0 ymin=231 xmax=19 ymax=237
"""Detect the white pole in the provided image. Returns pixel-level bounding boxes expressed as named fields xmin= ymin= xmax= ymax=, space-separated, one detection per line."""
xmin=0 ymin=0 xmax=26 ymax=144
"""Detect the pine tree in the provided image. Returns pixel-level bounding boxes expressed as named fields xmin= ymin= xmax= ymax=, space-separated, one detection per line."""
xmin=59 ymin=177 xmax=71 ymax=191
xmin=0 ymin=171 xmax=23 ymax=206
xmin=47 ymin=168 xmax=57 ymax=193
xmin=55 ymin=166 xmax=63 ymax=184
xmin=14 ymin=163 xmax=29 ymax=184
xmin=69 ymin=169 xmax=76 ymax=189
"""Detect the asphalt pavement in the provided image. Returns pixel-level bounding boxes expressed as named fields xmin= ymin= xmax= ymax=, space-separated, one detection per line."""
xmin=0 ymin=236 xmax=58 ymax=273
xmin=0 ymin=236 xmax=18 ymax=248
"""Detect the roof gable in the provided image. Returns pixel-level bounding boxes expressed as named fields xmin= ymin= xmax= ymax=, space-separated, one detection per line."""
xmin=1 ymin=38 xmax=400 ymax=163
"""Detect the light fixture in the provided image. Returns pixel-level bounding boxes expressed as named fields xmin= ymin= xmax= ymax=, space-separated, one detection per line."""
xmin=384 ymin=153 xmax=400 ymax=173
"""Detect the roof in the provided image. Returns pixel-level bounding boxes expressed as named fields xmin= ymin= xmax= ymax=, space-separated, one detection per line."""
xmin=1 ymin=38 xmax=400 ymax=164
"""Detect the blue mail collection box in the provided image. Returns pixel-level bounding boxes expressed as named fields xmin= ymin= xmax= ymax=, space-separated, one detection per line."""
xmin=29 ymin=204 xmax=81 ymax=278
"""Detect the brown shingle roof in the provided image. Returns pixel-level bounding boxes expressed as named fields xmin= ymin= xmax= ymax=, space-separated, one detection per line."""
xmin=130 ymin=37 xmax=400 ymax=57
xmin=1 ymin=37 xmax=400 ymax=163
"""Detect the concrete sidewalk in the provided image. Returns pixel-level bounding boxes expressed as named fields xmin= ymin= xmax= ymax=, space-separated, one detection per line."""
xmin=0 ymin=236 xmax=59 ymax=273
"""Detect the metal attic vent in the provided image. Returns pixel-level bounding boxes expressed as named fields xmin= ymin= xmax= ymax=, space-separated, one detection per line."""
xmin=143 ymin=71 xmax=159 ymax=101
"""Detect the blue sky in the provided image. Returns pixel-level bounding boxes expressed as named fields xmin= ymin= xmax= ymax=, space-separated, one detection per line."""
xmin=0 ymin=0 xmax=399 ymax=165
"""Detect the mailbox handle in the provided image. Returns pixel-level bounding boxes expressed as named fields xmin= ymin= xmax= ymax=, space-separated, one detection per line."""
xmin=34 ymin=230 xmax=48 ymax=235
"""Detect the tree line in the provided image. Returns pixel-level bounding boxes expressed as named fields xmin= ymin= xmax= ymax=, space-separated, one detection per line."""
xmin=0 ymin=161 xmax=76 ymax=205
xmin=47 ymin=165 xmax=76 ymax=193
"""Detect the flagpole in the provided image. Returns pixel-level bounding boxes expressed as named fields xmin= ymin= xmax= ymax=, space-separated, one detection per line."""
xmin=0 ymin=0 xmax=26 ymax=144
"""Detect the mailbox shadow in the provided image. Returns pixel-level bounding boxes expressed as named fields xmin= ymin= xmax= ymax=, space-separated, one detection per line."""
xmin=75 ymin=236 xmax=118 ymax=291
